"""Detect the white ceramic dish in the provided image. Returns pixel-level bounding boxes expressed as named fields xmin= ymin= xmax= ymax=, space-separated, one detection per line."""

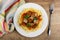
xmin=14 ymin=3 xmax=48 ymax=37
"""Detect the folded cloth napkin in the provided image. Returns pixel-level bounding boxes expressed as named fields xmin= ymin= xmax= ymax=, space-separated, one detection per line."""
xmin=0 ymin=15 xmax=5 ymax=37
xmin=0 ymin=0 xmax=25 ymax=37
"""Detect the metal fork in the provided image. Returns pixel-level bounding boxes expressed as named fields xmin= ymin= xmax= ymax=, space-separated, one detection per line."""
xmin=47 ymin=3 xmax=54 ymax=36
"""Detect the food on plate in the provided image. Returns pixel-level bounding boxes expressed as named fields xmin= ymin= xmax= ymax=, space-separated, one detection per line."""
xmin=18 ymin=8 xmax=43 ymax=32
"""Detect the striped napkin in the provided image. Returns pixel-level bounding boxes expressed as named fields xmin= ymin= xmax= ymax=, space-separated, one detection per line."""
xmin=0 ymin=0 xmax=25 ymax=37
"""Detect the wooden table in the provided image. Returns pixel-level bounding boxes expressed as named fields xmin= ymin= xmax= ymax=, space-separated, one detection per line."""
xmin=0 ymin=0 xmax=60 ymax=40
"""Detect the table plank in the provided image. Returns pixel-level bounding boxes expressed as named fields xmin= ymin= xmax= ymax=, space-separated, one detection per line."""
xmin=49 ymin=0 xmax=60 ymax=40
xmin=0 ymin=0 xmax=60 ymax=40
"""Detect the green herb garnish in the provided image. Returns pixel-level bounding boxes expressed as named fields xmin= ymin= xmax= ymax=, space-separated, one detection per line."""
xmin=24 ymin=15 xmax=29 ymax=19
xmin=34 ymin=17 xmax=37 ymax=20
xmin=26 ymin=23 xmax=31 ymax=27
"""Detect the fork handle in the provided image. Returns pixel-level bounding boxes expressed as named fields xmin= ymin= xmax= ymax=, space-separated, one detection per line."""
xmin=47 ymin=10 xmax=52 ymax=35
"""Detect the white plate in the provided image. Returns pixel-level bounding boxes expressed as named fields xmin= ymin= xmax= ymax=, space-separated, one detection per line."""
xmin=14 ymin=3 xmax=48 ymax=37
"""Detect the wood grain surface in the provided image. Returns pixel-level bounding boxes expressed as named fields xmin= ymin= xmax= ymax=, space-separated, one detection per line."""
xmin=0 ymin=0 xmax=60 ymax=40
